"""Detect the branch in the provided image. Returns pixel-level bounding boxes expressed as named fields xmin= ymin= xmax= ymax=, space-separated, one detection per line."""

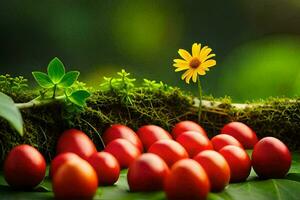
xmin=196 ymin=98 xmax=299 ymax=110
xmin=195 ymin=99 xmax=251 ymax=109
xmin=15 ymin=96 xmax=65 ymax=109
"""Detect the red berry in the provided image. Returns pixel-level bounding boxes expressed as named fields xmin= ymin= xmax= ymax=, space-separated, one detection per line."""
xmin=87 ymin=152 xmax=120 ymax=185
xmin=4 ymin=144 xmax=46 ymax=188
xmin=221 ymin=122 xmax=258 ymax=149
xmin=252 ymin=137 xmax=291 ymax=179
xmin=104 ymin=139 xmax=141 ymax=168
xmin=103 ymin=124 xmax=143 ymax=152
xmin=172 ymin=121 xmax=207 ymax=139
xmin=56 ymin=129 xmax=97 ymax=160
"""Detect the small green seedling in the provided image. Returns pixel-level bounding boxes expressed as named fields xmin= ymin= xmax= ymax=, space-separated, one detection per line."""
xmin=100 ymin=69 xmax=136 ymax=104
xmin=32 ymin=57 xmax=90 ymax=107
xmin=100 ymin=69 xmax=136 ymax=91
xmin=32 ymin=57 xmax=79 ymax=96
xmin=0 ymin=74 xmax=28 ymax=93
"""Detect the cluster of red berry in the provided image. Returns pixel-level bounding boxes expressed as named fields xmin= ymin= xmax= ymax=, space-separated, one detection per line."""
xmin=3 ymin=121 xmax=291 ymax=200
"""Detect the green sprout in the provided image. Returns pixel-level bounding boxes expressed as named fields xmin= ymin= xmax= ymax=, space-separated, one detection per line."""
xmin=32 ymin=57 xmax=90 ymax=107
xmin=0 ymin=74 xmax=28 ymax=93
xmin=100 ymin=69 xmax=136 ymax=91
xmin=143 ymin=79 xmax=173 ymax=91
xmin=117 ymin=69 xmax=136 ymax=89
xmin=99 ymin=69 xmax=136 ymax=105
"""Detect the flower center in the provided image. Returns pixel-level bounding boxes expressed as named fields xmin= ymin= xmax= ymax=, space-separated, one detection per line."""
xmin=189 ymin=58 xmax=201 ymax=69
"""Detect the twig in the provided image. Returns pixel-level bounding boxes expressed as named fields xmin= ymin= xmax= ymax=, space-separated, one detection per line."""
xmin=15 ymin=96 xmax=65 ymax=109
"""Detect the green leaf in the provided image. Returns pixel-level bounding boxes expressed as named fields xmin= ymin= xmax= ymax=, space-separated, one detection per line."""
xmin=117 ymin=69 xmax=130 ymax=77
xmin=32 ymin=72 xmax=54 ymax=88
xmin=47 ymin=57 xmax=65 ymax=84
xmin=210 ymin=178 xmax=300 ymax=200
xmin=0 ymin=92 xmax=23 ymax=136
xmin=68 ymin=90 xmax=91 ymax=107
xmin=58 ymin=71 xmax=80 ymax=88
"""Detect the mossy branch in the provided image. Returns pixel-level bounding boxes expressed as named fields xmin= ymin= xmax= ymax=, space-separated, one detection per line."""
xmin=14 ymin=97 xmax=251 ymax=111
xmin=200 ymin=99 xmax=250 ymax=109
xmin=15 ymin=96 xmax=65 ymax=109
xmin=1 ymin=86 xmax=299 ymax=165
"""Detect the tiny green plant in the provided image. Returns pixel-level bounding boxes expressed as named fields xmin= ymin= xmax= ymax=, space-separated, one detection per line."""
xmin=0 ymin=74 xmax=28 ymax=93
xmin=143 ymin=79 xmax=173 ymax=91
xmin=117 ymin=69 xmax=136 ymax=89
xmin=32 ymin=57 xmax=90 ymax=107
xmin=100 ymin=69 xmax=136 ymax=91
xmin=99 ymin=69 xmax=136 ymax=104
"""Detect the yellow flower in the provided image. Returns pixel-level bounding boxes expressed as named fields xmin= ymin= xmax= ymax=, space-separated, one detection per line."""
xmin=173 ymin=43 xmax=216 ymax=84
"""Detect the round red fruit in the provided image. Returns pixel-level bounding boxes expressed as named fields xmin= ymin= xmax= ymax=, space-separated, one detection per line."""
xmin=52 ymin=158 xmax=98 ymax=199
xmin=211 ymin=134 xmax=243 ymax=151
xmin=194 ymin=150 xmax=230 ymax=192
xmin=50 ymin=152 xmax=81 ymax=178
xmin=221 ymin=122 xmax=258 ymax=149
xmin=148 ymin=140 xmax=188 ymax=167
xmin=219 ymin=145 xmax=251 ymax=183
xmin=88 ymin=152 xmax=120 ymax=185
xmin=252 ymin=137 xmax=291 ymax=179
xmin=136 ymin=125 xmax=172 ymax=150
xmin=127 ymin=153 xmax=170 ymax=192
xmin=172 ymin=121 xmax=207 ymax=139
xmin=56 ymin=129 xmax=97 ymax=160
xmin=104 ymin=139 xmax=141 ymax=168
xmin=103 ymin=124 xmax=143 ymax=152
xmin=164 ymin=159 xmax=210 ymax=200
xmin=176 ymin=131 xmax=213 ymax=158
xmin=4 ymin=144 xmax=46 ymax=188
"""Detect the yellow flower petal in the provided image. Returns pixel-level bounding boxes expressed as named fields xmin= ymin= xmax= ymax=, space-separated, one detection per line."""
xmin=199 ymin=47 xmax=212 ymax=61
xmin=175 ymin=66 xmax=190 ymax=72
xmin=185 ymin=71 xmax=194 ymax=84
xmin=178 ymin=49 xmax=192 ymax=61
xmin=192 ymin=70 xmax=198 ymax=82
xmin=192 ymin=43 xmax=201 ymax=57
xmin=197 ymin=68 xmax=206 ymax=75
xmin=181 ymin=69 xmax=192 ymax=80
xmin=199 ymin=46 xmax=208 ymax=56
xmin=202 ymin=53 xmax=216 ymax=62
xmin=173 ymin=59 xmax=188 ymax=64
xmin=173 ymin=62 xmax=189 ymax=68
xmin=201 ymin=59 xmax=216 ymax=70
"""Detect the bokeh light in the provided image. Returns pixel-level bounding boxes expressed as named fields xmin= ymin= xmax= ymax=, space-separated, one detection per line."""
xmin=1 ymin=0 xmax=300 ymax=102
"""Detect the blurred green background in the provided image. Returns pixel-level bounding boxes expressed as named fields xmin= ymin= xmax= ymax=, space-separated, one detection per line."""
xmin=1 ymin=0 xmax=300 ymax=102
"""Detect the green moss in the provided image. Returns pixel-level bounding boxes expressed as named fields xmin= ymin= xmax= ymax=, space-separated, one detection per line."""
xmin=0 ymin=83 xmax=300 ymax=164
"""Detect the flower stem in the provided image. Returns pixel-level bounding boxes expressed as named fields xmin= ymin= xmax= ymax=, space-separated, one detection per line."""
xmin=197 ymin=76 xmax=202 ymax=122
